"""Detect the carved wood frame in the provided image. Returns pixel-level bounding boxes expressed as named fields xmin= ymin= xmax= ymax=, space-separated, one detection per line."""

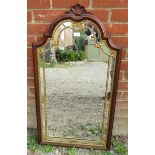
xmin=32 ymin=4 xmax=122 ymax=150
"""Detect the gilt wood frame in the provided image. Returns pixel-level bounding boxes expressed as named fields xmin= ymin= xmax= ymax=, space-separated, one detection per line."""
xmin=32 ymin=4 xmax=122 ymax=150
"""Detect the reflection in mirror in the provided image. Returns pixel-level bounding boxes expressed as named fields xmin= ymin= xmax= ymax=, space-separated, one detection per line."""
xmin=38 ymin=20 xmax=116 ymax=144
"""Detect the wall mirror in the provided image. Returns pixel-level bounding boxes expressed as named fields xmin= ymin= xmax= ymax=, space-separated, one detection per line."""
xmin=33 ymin=4 xmax=122 ymax=150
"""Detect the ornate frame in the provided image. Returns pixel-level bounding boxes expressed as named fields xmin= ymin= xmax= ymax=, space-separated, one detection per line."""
xmin=32 ymin=4 xmax=122 ymax=150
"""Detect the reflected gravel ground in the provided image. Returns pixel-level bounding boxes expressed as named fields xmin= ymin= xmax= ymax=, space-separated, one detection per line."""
xmin=40 ymin=62 xmax=108 ymax=140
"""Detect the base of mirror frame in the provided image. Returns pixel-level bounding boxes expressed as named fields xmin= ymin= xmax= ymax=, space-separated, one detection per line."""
xmin=39 ymin=140 xmax=107 ymax=150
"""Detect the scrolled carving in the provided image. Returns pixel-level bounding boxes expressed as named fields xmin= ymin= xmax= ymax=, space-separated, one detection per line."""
xmin=65 ymin=4 xmax=92 ymax=16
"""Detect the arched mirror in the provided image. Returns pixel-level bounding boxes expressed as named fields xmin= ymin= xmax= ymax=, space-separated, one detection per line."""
xmin=33 ymin=4 xmax=122 ymax=150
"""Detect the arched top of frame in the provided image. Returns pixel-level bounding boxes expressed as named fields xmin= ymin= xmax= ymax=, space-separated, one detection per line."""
xmin=33 ymin=4 xmax=122 ymax=52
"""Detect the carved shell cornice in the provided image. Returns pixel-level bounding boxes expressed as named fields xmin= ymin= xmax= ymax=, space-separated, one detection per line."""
xmin=65 ymin=4 xmax=92 ymax=16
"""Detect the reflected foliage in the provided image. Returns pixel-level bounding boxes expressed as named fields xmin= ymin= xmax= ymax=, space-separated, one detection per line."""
xmin=75 ymin=36 xmax=85 ymax=51
xmin=55 ymin=48 xmax=86 ymax=62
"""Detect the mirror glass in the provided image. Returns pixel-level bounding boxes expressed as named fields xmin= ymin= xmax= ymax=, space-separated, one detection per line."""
xmin=37 ymin=20 xmax=116 ymax=145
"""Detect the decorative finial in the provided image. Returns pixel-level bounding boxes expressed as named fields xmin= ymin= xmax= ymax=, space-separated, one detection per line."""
xmin=65 ymin=4 xmax=91 ymax=16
